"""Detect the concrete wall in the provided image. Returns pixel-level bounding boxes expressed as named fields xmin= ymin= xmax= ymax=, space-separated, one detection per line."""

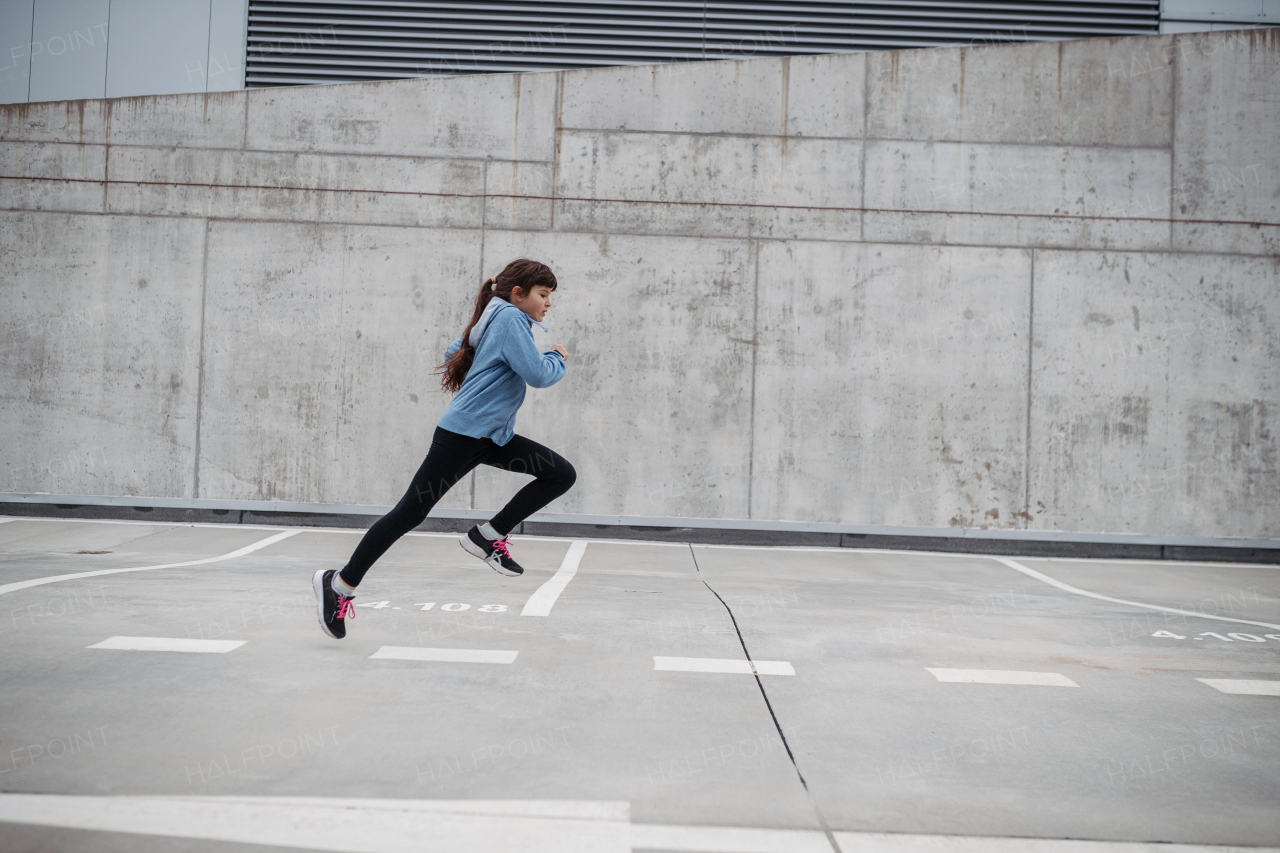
xmin=1 ymin=28 xmax=1277 ymax=541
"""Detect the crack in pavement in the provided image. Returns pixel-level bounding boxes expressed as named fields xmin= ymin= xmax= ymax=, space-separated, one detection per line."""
xmin=687 ymin=543 xmax=841 ymax=853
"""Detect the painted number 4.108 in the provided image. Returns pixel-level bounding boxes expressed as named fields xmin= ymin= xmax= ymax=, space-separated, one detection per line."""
xmin=354 ymin=601 xmax=509 ymax=612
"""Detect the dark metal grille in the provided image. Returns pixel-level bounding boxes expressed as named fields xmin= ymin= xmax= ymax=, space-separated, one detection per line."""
xmin=245 ymin=1 xmax=1162 ymax=87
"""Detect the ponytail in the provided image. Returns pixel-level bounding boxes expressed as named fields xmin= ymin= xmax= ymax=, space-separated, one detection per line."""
xmin=435 ymin=260 xmax=558 ymax=394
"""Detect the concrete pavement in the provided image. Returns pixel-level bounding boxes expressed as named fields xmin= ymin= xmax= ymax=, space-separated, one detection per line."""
xmin=0 ymin=515 xmax=1277 ymax=852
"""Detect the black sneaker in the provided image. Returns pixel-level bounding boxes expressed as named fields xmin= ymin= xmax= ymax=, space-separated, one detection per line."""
xmin=313 ymin=569 xmax=355 ymax=639
xmin=459 ymin=526 xmax=524 ymax=576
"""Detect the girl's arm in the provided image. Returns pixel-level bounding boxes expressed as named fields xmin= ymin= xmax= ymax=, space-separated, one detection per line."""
xmin=444 ymin=337 xmax=462 ymax=358
xmin=498 ymin=315 xmax=566 ymax=389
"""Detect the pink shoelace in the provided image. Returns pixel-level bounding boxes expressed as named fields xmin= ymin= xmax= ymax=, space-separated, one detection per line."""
xmin=491 ymin=539 xmax=512 ymax=560
xmin=335 ymin=596 xmax=355 ymax=621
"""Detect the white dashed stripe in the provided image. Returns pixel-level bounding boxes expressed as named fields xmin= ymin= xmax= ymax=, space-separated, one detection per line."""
xmin=88 ymin=637 xmax=246 ymax=653
xmin=926 ymin=668 xmax=1078 ymax=687
xmin=1197 ymin=678 xmax=1280 ymax=696
xmin=653 ymin=657 xmax=795 ymax=676
xmin=368 ymin=647 xmax=518 ymax=664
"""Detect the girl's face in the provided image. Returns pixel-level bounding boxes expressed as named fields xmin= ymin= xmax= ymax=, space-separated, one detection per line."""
xmin=509 ymin=285 xmax=553 ymax=323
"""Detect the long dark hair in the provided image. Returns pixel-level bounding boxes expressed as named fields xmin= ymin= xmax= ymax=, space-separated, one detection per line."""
xmin=436 ymin=259 xmax=558 ymax=394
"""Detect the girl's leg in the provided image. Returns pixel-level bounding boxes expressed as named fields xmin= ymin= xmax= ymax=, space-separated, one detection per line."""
xmin=338 ymin=428 xmax=487 ymax=588
xmin=479 ymin=435 xmax=577 ymax=536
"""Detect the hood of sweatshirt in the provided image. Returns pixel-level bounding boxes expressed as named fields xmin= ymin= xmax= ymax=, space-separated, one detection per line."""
xmin=468 ymin=297 xmax=508 ymax=347
xmin=468 ymin=297 xmax=548 ymax=347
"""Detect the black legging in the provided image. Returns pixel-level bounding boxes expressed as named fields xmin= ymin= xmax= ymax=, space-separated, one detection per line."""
xmin=339 ymin=426 xmax=576 ymax=587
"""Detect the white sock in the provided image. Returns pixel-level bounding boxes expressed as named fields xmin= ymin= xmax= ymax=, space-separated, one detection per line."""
xmin=477 ymin=522 xmax=502 ymax=541
xmin=331 ymin=573 xmax=356 ymax=598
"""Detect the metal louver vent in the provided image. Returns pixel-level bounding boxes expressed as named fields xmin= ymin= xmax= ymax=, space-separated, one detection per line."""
xmin=246 ymin=1 xmax=1161 ymax=87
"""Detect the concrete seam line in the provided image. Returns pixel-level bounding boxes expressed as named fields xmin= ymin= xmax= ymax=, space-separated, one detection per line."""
xmin=992 ymin=557 xmax=1280 ymax=631
xmin=687 ymin=544 xmax=841 ymax=853
xmin=0 ymin=530 xmax=301 ymax=597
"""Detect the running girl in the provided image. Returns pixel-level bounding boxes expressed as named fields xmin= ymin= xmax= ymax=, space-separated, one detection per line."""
xmin=313 ymin=259 xmax=575 ymax=639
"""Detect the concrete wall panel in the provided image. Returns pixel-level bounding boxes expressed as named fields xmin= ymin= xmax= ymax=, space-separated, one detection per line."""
xmin=862 ymin=140 xmax=1171 ymax=250
xmin=0 ymin=211 xmax=203 ymax=497
xmin=752 ymin=241 xmax=1031 ymax=527
xmin=560 ymin=58 xmax=783 ymax=135
xmin=555 ymin=131 xmax=862 ymax=240
xmin=105 ymin=146 xmax=484 ymax=228
xmin=484 ymin=160 xmax=554 ymax=231
xmin=1171 ymin=28 xmax=1280 ymax=255
xmin=0 ymin=97 xmax=107 ymax=143
xmin=1028 ymin=249 xmax=1280 ymax=539
xmin=244 ymin=71 xmax=557 ymax=162
xmin=785 ymin=52 xmax=866 ymax=139
xmin=104 ymin=89 xmax=245 ymax=149
xmin=474 ymin=231 xmax=756 ymax=520
xmin=0 ymin=140 xmax=103 ymax=212
xmin=196 ymin=221 xmax=482 ymax=506
xmin=867 ymin=38 xmax=1174 ymax=147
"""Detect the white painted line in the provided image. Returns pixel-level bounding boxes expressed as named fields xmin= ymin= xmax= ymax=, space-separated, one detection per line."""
xmin=0 ymin=793 xmax=1265 ymax=853
xmin=0 ymin=530 xmax=301 ymax=598
xmin=1043 ymin=555 xmax=1280 ymax=570
xmin=521 ymin=540 xmax=588 ymax=616
xmin=368 ymin=647 xmax=518 ymax=664
xmin=1197 ymin=678 xmax=1280 ymax=696
xmin=88 ymin=637 xmax=245 ymax=653
xmin=993 ymin=556 xmax=1280 ymax=631
xmin=632 ymin=822 xmax=830 ymax=852
xmin=0 ymin=794 xmax=630 ymax=853
xmin=654 ymin=656 xmax=796 ymax=676
xmin=0 ymin=518 xmax=15 ymax=524
xmin=834 ymin=830 xmax=1279 ymax=851
xmin=926 ymin=668 xmax=1078 ymax=687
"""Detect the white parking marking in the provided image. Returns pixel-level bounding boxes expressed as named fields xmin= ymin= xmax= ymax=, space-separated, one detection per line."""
xmin=521 ymin=540 xmax=588 ymax=616
xmin=0 ymin=530 xmax=301 ymax=597
xmin=632 ymin=821 xmax=829 ymax=851
xmin=834 ymin=830 xmax=1275 ymax=851
xmin=1196 ymin=678 xmax=1280 ymax=696
xmin=87 ymin=637 xmax=245 ymax=653
xmin=0 ymin=793 xmax=1268 ymax=853
xmin=0 ymin=794 xmax=629 ymax=853
xmin=368 ymin=647 xmax=518 ymax=664
xmin=993 ymin=556 xmax=1280 ymax=631
xmin=654 ymin=657 xmax=795 ymax=676
xmin=926 ymin=668 xmax=1078 ymax=687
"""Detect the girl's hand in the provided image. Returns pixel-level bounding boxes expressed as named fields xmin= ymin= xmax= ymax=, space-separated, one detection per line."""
xmin=549 ymin=344 xmax=568 ymax=361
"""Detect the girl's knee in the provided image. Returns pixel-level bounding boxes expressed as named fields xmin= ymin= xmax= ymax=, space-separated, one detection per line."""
xmin=533 ymin=450 xmax=575 ymax=488
xmin=552 ymin=457 xmax=577 ymax=489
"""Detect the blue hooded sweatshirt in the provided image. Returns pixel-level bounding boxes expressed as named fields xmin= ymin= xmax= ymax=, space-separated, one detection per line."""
xmin=436 ymin=297 xmax=566 ymax=446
